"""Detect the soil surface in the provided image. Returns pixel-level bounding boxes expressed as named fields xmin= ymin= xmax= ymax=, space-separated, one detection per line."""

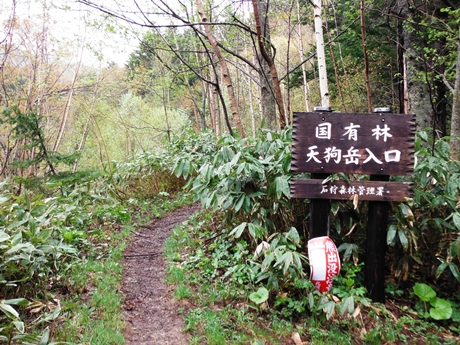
xmin=121 ymin=204 xmax=201 ymax=345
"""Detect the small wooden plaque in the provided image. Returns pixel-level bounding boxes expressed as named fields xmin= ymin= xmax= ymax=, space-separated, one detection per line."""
xmin=291 ymin=179 xmax=413 ymax=202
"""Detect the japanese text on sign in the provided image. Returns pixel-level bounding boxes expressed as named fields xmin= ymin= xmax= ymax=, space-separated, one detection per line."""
xmin=308 ymin=122 xmax=400 ymax=165
xmin=291 ymin=112 xmax=416 ymax=175
xmin=320 ymin=183 xmax=386 ymax=197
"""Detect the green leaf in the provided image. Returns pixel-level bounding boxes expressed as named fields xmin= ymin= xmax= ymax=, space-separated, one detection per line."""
xmin=436 ymin=261 xmax=449 ymax=279
xmin=287 ymin=227 xmax=300 ymax=246
xmin=274 ymin=251 xmax=292 ymax=275
xmin=450 ymin=239 xmax=460 ymax=260
xmin=292 ymin=252 xmax=302 ymax=270
xmin=229 ymin=151 xmax=241 ymax=166
xmin=0 ymin=230 xmax=10 ymax=242
xmin=0 ymin=303 xmax=19 ymax=318
xmin=233 ymin=194 xmax=245 ymax=212
xmin=331 ymin=201 xmax=340 ymax=216
xmin=269 ymin=176 xmax=290 ymax=199
xmin=3 ymin=298 xmax=29 ymax=306
xmin=399 ymin=203 xmax=414 ymax=220
xmin=242 ymin=195 xmax=252 ymax=214
xmin=413 ymin=283 xmax=436 ymax=302
xmin=182 ymin=160 xmax=192 ymax=178
xmin=249 ymin=287 xmax=269 ymax=305
xmin=39 ymin=327 xmax=50 ymax=345
xmin=448 ymin=263 xmax=460 ymax=281
xmin=41 ymin=304 xmax=61 ymax=322
xmin=173 ymin=159 xmax=183 ymax=177
xmin=453 ymin=213 xmax=460 ymax=231
xmin=322 ymin=300 xmax=336 ymax=320
xmin=229 ymin=222 xmax=247 ymax=238
xmin=308 ymin=292 xmax=315 ymax=310
xmin=13 ymin=320 xmax=24 ymax=333
xmin=430 ymin=297 xmax=452 ymax=320
xmin=247 ymin=223 xmax=266 ymax=240
xmin=275 ymin=176 xmax=290 ymax=199
xmin=340 ymin=296 xmax=355 ymax=315
xmin=398 ymin=230 xmax=409 ymax=250
xmin=387 ymin=224 xmax=397 ymax=245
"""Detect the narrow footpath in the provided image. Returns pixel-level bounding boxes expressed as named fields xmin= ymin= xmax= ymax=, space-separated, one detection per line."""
xmin=121 ymin=203 xmax=201 ymax=345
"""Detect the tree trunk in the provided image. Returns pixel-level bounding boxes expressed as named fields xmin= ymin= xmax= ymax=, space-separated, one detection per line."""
xmin=449 ymin=28 xmax=460 ymax=160
xmin=285 ymin=0 xmax=295 ymax=122
xmin=253 ymin=0 xmax=277 ymax=130
xmin=196 ymin=0 xmax=245 ymax=137
xmin=325 ymin=4 xmax=346 ymax=112
xmin=313 ymin=0 xmax=330 ymax=108
xmin=54 ymin=40 xmax=84 ymax=151
xmin=399 ymin=0 xmax=432 ymax=128
xmin=296 ymin=0 xmax=310 ymax=112
xmin=252 ymin=0 xmax=286 ymax=129
xmin=73 ymin=66 xmax=102 ymax=172
xmin=360 ymin=0 xmax=372 ymax=112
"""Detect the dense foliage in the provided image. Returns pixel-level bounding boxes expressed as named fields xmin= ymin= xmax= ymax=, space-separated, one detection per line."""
xmin=166 ymin=129 xmax=460 ymax=343
xmin=171 ymin=129 xmax=460 ymax=296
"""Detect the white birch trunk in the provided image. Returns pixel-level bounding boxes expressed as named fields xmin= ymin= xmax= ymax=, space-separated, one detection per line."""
xmin=313 ymin=0 xmax=329 ymax=108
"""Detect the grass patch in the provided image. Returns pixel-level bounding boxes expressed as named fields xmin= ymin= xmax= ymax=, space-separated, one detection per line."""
xmin=54 ymin=225 xmax=131 ymax=344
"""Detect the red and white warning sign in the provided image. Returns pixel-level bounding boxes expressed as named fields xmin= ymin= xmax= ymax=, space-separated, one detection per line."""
xmin=308 ymin=236 xmax=341 ymax=293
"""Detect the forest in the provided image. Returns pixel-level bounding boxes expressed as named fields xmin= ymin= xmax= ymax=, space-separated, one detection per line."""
xmin=1 ymin=0 xmax=460 ymax=343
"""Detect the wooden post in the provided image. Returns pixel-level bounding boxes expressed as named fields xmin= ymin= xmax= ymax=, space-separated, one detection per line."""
xmin=365 ymin=108 xmax=392 ymax=303
xmin=365 ymin=174 xmax=390 ymax=303
xmin=310 ymin=173 xmax=330 ymax=238
xmin=309 ymin=107 xmax=332 ymax=239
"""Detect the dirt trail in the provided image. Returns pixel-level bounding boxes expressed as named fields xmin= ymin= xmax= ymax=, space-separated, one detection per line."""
xmin=121 ymin=204 xmax=200 ymax=345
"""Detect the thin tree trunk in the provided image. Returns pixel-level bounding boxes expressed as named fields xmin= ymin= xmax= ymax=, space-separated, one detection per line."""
xmin=285 ymin=0 xmax=295 ymax=123
xmin=252 ymin=0 xmax=287 ymax=128
xmin=325 ymin=4 xmax=346 ymax=112
xmin=360 ymin=0 xmax=372 ymax=112
xmin=72 ymin=68 xmax=102 ymax=171
xmin=254 ymin=0 xmax=277 ymax=130
xmin=181 ymin=34 xmax=207 ymax=131
xmin=313 ymin=0 xmax=329 ymax=108
xmin=54 ymin=43 xmax=84 ymax=151
xmin=196 ymin=0 xmax=245 ymax=137
xmin=449 ymin=28 xmax=460 ymax=160
xmin=329 ymin=0 xmax=356 ymax=111
xmin=162 ymin=86 xmax=172 ymax=143
xmin=0 ymin=0 xmax=16 ymax=107
xmin=296 ymin=0 xmax=310 ymax=112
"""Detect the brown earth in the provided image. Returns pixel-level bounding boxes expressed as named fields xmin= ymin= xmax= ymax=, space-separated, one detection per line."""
xmin=120 ymin=203 xmax=201 ymax=345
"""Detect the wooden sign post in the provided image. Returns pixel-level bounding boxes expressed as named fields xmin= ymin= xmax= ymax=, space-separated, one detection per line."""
xmin=291 ymin=111 xmax=415 ymax=301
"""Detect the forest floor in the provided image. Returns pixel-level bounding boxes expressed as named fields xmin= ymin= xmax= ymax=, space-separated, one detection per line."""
xmin=120 ymin=203 xmax=201 ymax=345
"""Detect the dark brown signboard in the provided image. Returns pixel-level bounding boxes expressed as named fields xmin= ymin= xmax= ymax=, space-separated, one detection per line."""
xmin=291 ymin=179 xmax=413 ymax=202
xmin=291 ymin=112 xmax=416 ymax=175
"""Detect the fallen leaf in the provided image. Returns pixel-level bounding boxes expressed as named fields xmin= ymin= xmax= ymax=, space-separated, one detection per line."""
xmin=291 ymin=332 xmax=303 ymax=345
xmin=352 ymin=305 xmax=361 ymax=318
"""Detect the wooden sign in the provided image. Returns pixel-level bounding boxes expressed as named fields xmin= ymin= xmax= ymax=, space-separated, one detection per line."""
xmin=291 ymin=179 xmax=413 ymax=202
xmin=291 ymin=112 xmax=416 ymax=175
